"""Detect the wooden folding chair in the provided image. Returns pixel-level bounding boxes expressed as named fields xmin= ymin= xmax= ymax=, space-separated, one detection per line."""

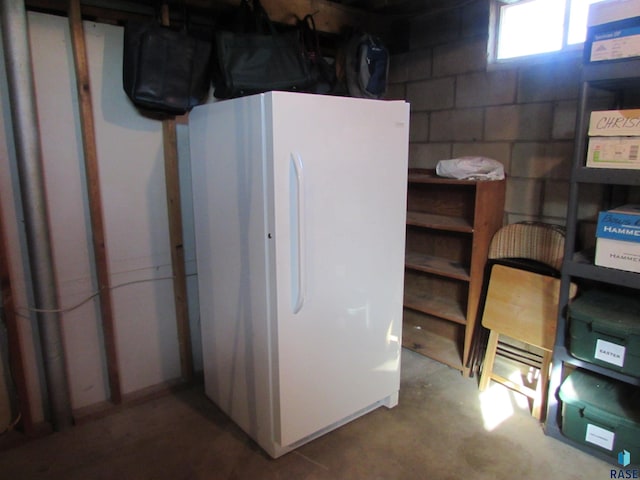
xmin=477 ymin=223 xmax=577 ymax=420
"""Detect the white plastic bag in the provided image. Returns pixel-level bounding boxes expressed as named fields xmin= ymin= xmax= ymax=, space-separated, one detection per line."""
xmin=435 ymin=157 xmax=505 ymax=181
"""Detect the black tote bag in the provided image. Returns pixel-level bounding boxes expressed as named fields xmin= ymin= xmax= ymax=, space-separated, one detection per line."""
xmin=213 ymin=0 xmax=314 ymax=99
xmin=123 ymin=20 xmax=212 ymax=115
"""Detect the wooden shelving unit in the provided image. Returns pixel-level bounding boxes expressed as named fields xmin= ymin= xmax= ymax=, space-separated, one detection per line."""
xmin=402 ymin=169 xmax=505 ymax=375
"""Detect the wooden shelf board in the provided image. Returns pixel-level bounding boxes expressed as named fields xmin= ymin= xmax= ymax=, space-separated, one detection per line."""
xmin=407 ymin=168 xmax=478 ymax=186
xmin=402 ymin=316 xmax=464 ymax=371
xmin=403 ymin=292 xmax=467 ymax=325
xmin=406 ymin=211 xmax=473 ymax=233
xmin=405 ymin=252 xmax=471 ymax=281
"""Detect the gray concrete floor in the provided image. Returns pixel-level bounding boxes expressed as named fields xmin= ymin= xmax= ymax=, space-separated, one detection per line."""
xmin=0 ymin=349 xmax=613 ymax=479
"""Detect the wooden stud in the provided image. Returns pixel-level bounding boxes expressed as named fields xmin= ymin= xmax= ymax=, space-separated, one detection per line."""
xmin=68 ymin=0 xmax=122 ymax=404
xmin=161 ymin=3 xmax=194 ymax=382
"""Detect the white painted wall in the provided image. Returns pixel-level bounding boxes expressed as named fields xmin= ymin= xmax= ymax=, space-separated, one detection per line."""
xmin=0 ymin=12 xmax=201 ymax=421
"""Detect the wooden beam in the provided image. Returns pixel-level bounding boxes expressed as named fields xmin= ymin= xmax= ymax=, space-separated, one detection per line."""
xmin=0 ymin=198 xmax=34 ymax=434
xmin=26 ymin=0 xmax=386 ymax=34
xmin=68 ymin=0 xmax=122 ymax=404
xmin=220 ymin=0 xmax=386 ymax=33
xmin=161 ymin=4 xmax=194 ymax=383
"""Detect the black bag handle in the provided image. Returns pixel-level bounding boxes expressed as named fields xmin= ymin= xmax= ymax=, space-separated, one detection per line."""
xmin=299 ymin=14 xmax=320 ymax=59
xmin=252 ymin=0 xmax=279 ymax=36
xmin=297 ymin=13 xmax=336 ymax=90
xmin=228 ymin=0 xmax=277 ymax=35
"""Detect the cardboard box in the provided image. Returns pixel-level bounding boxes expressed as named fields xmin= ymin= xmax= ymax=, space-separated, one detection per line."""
xmin=559 ymin=369 xmax=640 ymax=461
xmin=568 ymin=289 xmax=640 ymax=376
xmin=586 ymin=137 xmax=640 ymax=169
xmin=586 ymin=1 xmax=640 ymax=63
xmin=589 ymin=110 xmax=640 ymax=136
xmin=588 ymin=0 xmax=640 ymax=27
xmin=595 ymin=204 xmax=640 ymax=273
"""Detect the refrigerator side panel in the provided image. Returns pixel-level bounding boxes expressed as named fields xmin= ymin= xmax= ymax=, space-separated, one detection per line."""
xmin=188 ymin=97 xmax=277 ymax=451
xmin=269 ymin=92 xmax=409 ymax=447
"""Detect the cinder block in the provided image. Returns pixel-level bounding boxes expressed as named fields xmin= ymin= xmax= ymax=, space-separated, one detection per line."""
xmin=430 ymin=109 xmax=483 ymax=141
xmin=406 ymin=77 xmax=454 ymax=111
xmin=552 ymin=101 xmax=578 ymax=140
xmin=542 ymin=181 xmax=602 ymax=225
xmin=388 ymin=52 xmax=411 ymax=84
xmin=457 ymin=71 xmax=517 ymax=108
xmin=511 ymin=142 xmax=573 ymax=179
xmin=518 ymin=60 xmax=581 ymax=103
xmin=505 ymin=178 xmax=543 ymax=215
xmin=408 ymin=142 xmax=452 ymax=169
xmin=408 ymin=49 xmax=433 ymax=82
xmin=507 ymin=213 xmax=561 ymax=226
xmin=542 ymin=179 xmax=570 ymax=218
xmin=433 ymin=39 xmax=487 ymax=77
xmin=485 ymin=104 xmax=553 ymax=141
xmin=461 ymin=2 xmax=489 ymax=39
xmin=410 ymin=10 xmax=461 ymax=49
xmin=409 ymin=112 xmax=429 ymax=142
xmin=385 ymin=83 xmax=406 ymax=101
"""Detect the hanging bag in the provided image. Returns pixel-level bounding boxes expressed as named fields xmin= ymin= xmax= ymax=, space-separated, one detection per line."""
xmin=297 ymin=14 xmax=336 ymax=94
xmin=213 ymin=0 xmax=314 ymax=99
xmin=345 ymin=33 xmax=389 ymax=99
xmin=122 ymin=5 xmax=213 ymax=115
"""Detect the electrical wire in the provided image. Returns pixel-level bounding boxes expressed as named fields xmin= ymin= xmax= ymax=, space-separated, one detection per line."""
xmin=14 ymin=272 xmax=198 ymax=319
xmin=0 ymin=412 xmax=21 ymax=436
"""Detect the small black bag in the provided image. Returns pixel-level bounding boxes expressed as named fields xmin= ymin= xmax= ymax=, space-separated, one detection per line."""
xmin=123 ymin=19 xmax=212 ymax=115
xmin=213 ymin=0 xmax=314 ymax=99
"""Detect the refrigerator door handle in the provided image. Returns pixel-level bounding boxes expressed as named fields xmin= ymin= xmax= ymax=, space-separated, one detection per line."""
xmin=291 ymin=152 xmax=306 ymax=314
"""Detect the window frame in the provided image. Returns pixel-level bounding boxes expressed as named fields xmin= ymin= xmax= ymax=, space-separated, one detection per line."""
xmin=487 ymin=0 xmax=599 ymax=68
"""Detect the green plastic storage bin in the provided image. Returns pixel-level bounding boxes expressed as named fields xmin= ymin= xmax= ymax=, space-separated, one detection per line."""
xmin=568 ymin=290 xmax=640 ymax=377
xmin=559 ymin=369 xmax=640 ymax=462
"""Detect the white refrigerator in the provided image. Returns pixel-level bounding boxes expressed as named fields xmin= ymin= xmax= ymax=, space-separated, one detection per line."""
xmin=188 ymin=91 xmax=409 ymax=458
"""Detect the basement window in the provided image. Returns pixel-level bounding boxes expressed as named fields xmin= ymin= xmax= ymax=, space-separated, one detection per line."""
xmin=489 ymin=0 xmax=607 ymax=63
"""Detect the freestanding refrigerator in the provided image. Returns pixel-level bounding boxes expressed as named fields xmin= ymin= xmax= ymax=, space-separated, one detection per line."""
xmin=188 ymin=91 xmax=409 ymax=458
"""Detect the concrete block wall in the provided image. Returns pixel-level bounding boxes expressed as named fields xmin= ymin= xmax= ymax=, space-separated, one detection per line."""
xmin=386 ymin=0 xmax=609 ymax=227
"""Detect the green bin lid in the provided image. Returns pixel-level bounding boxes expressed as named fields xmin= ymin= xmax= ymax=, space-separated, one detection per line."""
xmin=559 ymin=369 xmax=640 ymax=428
xmin=569 ymin=290 xmax=640 ymax=336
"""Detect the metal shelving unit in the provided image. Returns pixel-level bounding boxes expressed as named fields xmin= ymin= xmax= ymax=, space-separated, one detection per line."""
xmin=544 ymin=57 xmax=640 ymax=465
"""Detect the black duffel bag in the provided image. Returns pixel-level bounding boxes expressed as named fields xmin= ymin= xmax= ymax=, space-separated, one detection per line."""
xmin=213 ymin=0 xmax=315 ymax=99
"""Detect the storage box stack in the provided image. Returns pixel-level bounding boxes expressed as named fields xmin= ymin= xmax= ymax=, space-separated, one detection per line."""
xmin=585 ymin=1 xmax=640 ymax=169
xmin=564 ymin=290 xmax=640 ymax=460
xmin=585 ymin=0 xmax=640 ymax=64
xmin=568 ymin=289 xmax=640 ymax=374
xmin=587 ymin=111 xmax=640 ymax=169
xmin=595 ymin=204 xmax=640 ymax=272
xmin=559 ymin=369 xmax=640 ymax=461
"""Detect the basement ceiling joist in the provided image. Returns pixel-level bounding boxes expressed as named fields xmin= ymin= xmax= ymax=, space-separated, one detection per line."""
xmin=25 ymin=0 xmax=460 ymax=33
xmin=24 ymin=0 xmax=391 ymax=34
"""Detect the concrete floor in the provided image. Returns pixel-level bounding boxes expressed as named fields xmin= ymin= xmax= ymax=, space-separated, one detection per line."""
xmin=0 ymin=349 xmax=612 ymax=479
